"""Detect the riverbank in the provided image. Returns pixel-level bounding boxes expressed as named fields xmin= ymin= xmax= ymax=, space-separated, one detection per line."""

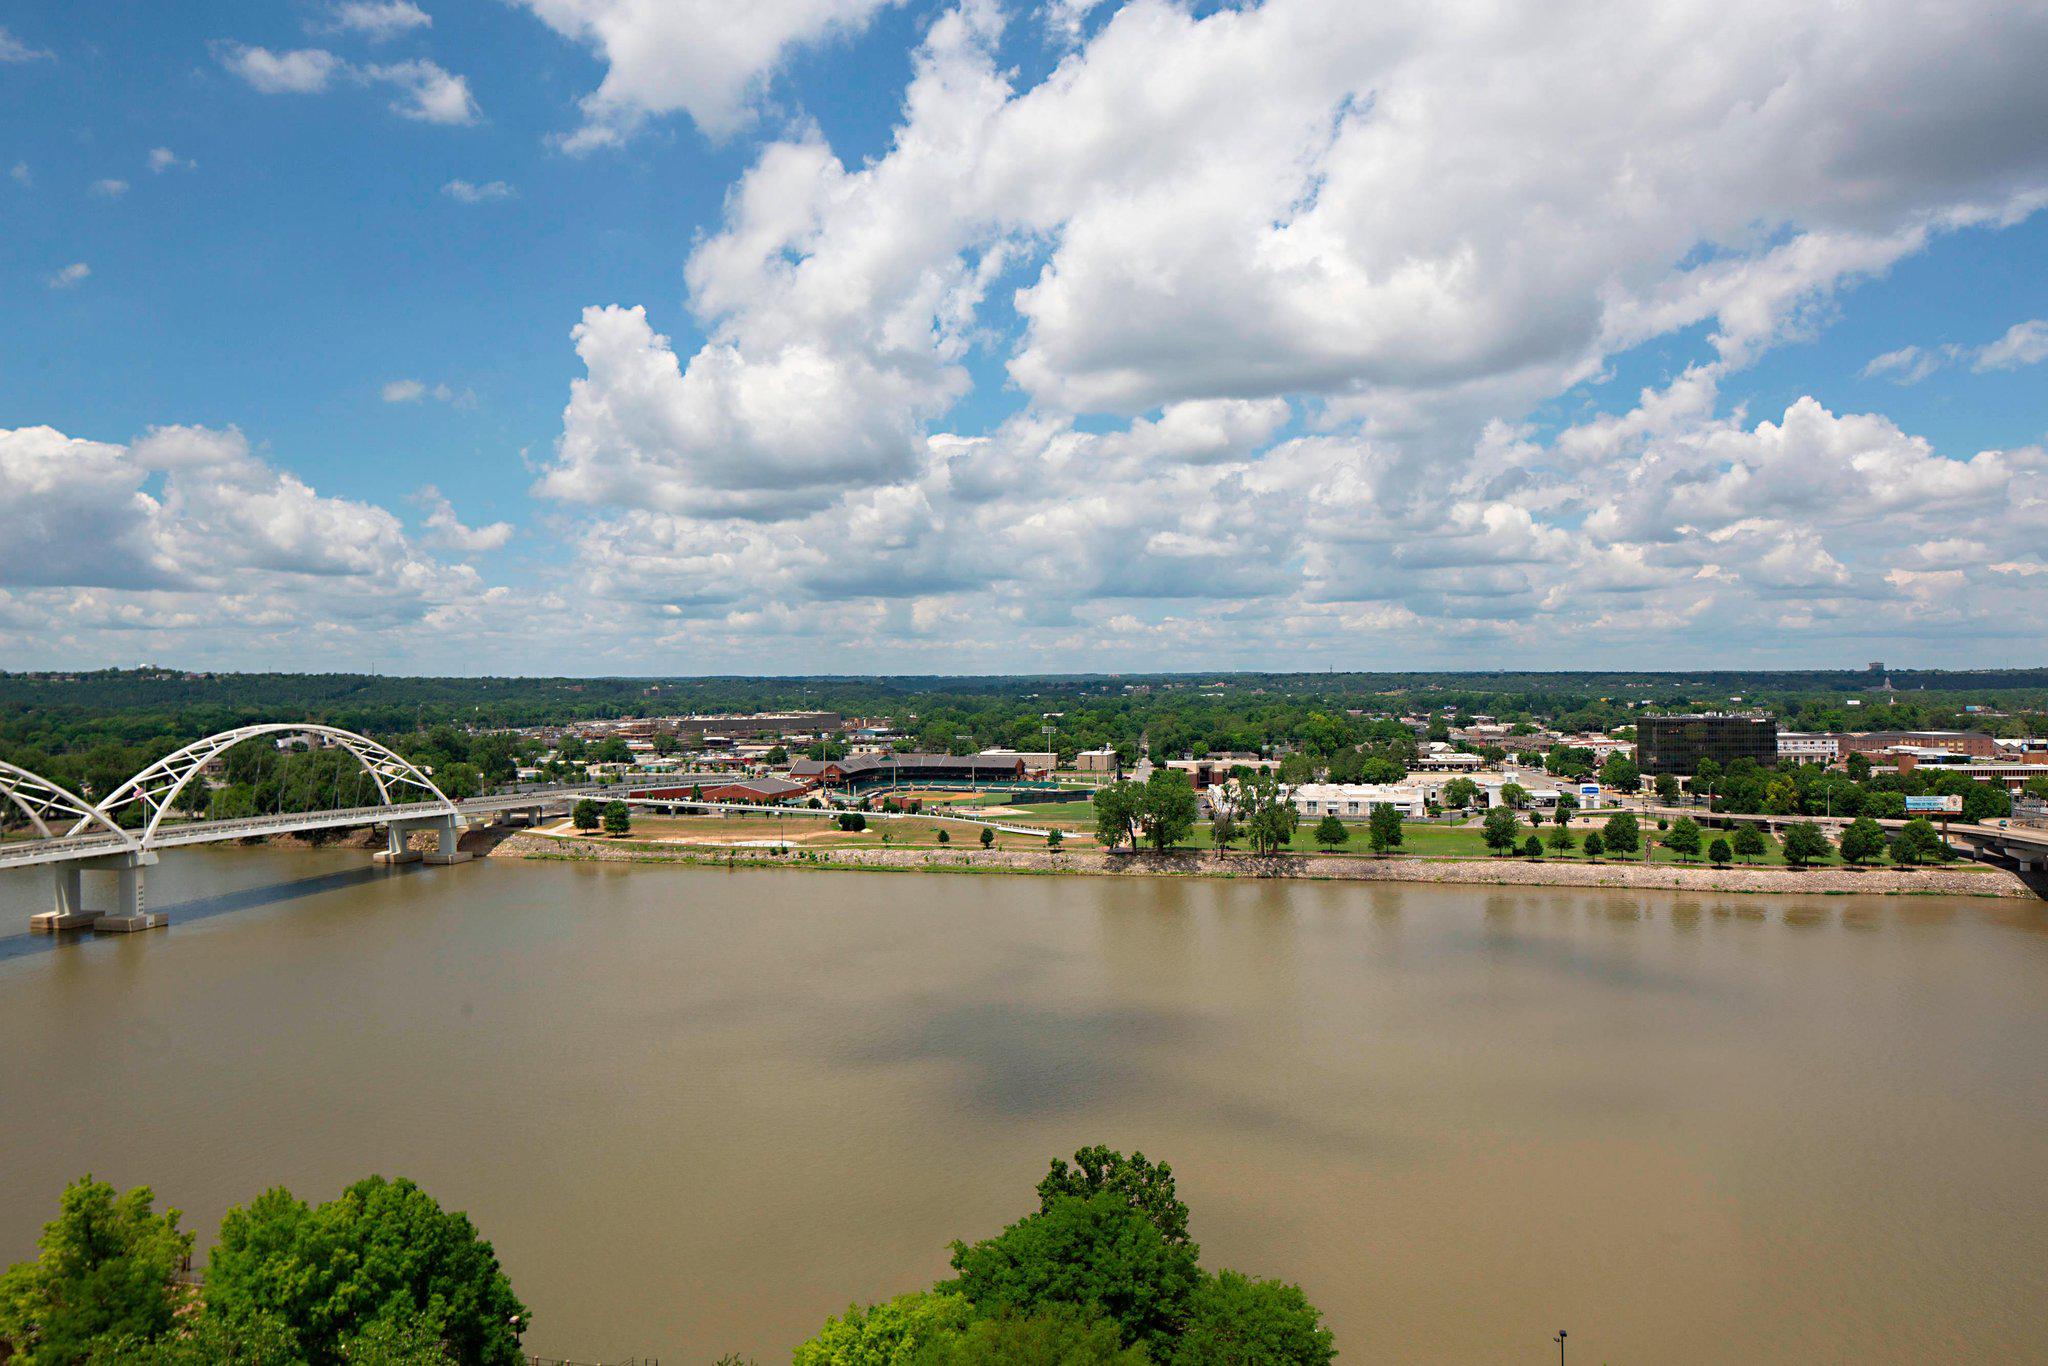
xmin=495 ymin=830 xmax=2037 ymax=898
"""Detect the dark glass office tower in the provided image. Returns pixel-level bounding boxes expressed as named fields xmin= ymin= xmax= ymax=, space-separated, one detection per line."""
xmin=1638 ymin=714 xmax=1777 ymax=776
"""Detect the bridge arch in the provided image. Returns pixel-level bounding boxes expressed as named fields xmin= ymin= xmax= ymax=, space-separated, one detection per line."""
xmin=74 ymin=724 xmax=460 ymax=850
xmin=0 ymin=760 xmax=139 ymax=853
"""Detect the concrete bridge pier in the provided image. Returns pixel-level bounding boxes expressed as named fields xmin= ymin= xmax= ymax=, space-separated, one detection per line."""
xmin=373 ymin=814 xmax=471 ymax=867
xmin=424 ymin=815 xmax=470 ymax=866
xmin=31 ymin=850 xmax=164 ymax=933
xmin=373 ymin=821 xmax=423 ymax=865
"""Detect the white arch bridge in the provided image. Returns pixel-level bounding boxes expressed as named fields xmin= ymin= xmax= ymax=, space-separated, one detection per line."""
xmin=0 ymin=724 xmax=590 ymax=933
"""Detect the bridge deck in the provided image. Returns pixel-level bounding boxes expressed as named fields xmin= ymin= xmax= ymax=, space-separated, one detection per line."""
xmin=0 ymin=787 xmax=596 ymax=871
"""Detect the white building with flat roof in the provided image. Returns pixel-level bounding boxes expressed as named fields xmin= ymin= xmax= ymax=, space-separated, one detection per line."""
xmin=1405 ymin=772 xmax=1566 ymax=809
xmin=1777 ymin=732 xmax=1839 ymax=763
xmin=1289 ymin=783 xmax=1426 ymax=819
xmin=980 ymin=747 xmax=1056 ymax=773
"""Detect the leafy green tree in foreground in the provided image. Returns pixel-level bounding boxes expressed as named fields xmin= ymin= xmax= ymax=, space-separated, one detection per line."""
xmin=949 ymin=1192 xmax=1199 ymax=1357
xmin=980 ymin=826 xmax=996 ymax=850
xmin=88 ymin=1311 xmax=296 ymax=1364
xmin=792 ymin=1290 xmax=974 ymax=1366
xmin=1547 ymin=821 xmax=1575 ymax=855
xmin=602 ymin=800 xmax=631 ymax=837
xmin=1093 ymin=782 xmax=1144 ymax=850
xmin=1440 ymin=777 xmax=1479 ymax=810
xmin=1732 ymin=825 xmax=1766 ymax=864
xmin=1481 ymin=806 xmax=1520 ymax=855
xmin=0 ymin=1177 xmax=193 ymax=1365
xmin=1312 ymin=814 xmax=1348 ymax=850
xmin=1037 ymin=1146 xmax=1193 ymax=1250
xmin=99 ymin=1309 xmax=444 ymax=1365
xmin=1047 ymin=829 xmax=1063 ymax=852
xmin=1209 ymin=808 xmax=1239 ymax=850
xmin=206 ymin=1175 xmax=526 ymax=1366
xmin=1366 ymin=802 xmax=1403 ymax=857
xmin=1601 ymin=811 xmax=1641 ymax=861
xmin=1708 ymin=838 xmax=1732 ymax=868
xmin=1238 ymin=775 xmax=1299 ymax=855
xmin=915 ymin=1304 xmax=1148 ymax=1365
xmin=1890 ymin=817 xmax=1948 ymax=865
xmin=571 ymin=798 xmax=600 ymax=833
xmin=1838 ymin=816 xmax=1888 ymax=865
xmin=1171 ymin=1270 xmax=1336 ymax=1366
xmin=795 ymin=1147 xmax=1331 ymax=1365
xmin=1142 ymin=770 xmax=1200 ymax=852
xmin=1521 ymin=834 xmax=1544 ymax=858
xmin=1780 ymin=822 xmax=1832 ymax=867
xmin=1581 ymin=831 xmax=1604 ymax=861
xmin=1663 ymin=815 xmax=1702 ymax=862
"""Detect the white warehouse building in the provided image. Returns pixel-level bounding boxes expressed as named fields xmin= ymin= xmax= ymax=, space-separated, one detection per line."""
xmin=1290 ymin=783 xmax=1427 ymax=819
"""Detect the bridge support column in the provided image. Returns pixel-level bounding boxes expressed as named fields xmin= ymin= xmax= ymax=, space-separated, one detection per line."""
xmin=32 ymin=851 xmax=164 ymax=933
xmin=375 ymin=814 xmax=469 ymax=866
xmin=31 ymin=866 xmax=94 ymax=932
xmin=373 ymin=822 xmax=423 ymax=865
xmin=423 ymin=816 xmax=471 ymax=866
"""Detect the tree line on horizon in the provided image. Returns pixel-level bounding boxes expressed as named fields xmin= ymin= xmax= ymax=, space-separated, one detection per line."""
xmin=4 ymin=668 xmax=2042 ymax=840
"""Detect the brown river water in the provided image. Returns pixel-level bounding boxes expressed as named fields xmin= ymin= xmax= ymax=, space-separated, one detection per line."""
xmin=3 ymin=849 xmax=2047 ymax=1363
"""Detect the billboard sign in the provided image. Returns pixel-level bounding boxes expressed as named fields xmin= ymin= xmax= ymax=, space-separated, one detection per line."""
xmin=1903 ymin=794 xmax=1963 ymax=814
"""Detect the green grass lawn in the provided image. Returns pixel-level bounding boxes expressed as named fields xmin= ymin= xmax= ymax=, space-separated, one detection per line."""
xmin=924 ymin=804 xmax=1984 ymax=871
xmin=1189 ymin=817 xmax=1843 ymax=866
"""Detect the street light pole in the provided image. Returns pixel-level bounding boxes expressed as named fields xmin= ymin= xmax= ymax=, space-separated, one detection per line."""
xmin=1554 ymin=1329 xmax=1567 ymax=1364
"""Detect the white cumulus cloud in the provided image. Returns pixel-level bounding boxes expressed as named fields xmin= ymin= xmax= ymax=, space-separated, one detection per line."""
xmin=0 ymin=25 xmax=51 ymax=62
xmin=218 ymin=44 xmax=345 ymax=93
xmin=321 ymin=1 xmax=433 ymax=41
xmin=217 ymin=43 xmax=476 ymax=123
xmin=0 ymin=424 xmax=497 ymax=660
xmin=1973 ymin=319 xmax=2048 ymax=372
xmin=443 ymin=178 xmax=514 ymax=203
xmin=515 ymin=0 xmax=901 ymax=147
xmin=416 ymin=486 xmax=514 ymax=553
xmin=359 ymin=58 xmax=476 ymax=123
xmin=523 ymin=0 xmax=2048 ymax=667
xmin=381 ymin=378 xmax=472 ymax=405
xmin=1862 ymin=317 xmax=2048 ymax=383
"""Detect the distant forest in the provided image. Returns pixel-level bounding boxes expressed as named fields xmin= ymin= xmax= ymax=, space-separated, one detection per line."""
xmin=3 ymin=666 xmax=2045 ymax=805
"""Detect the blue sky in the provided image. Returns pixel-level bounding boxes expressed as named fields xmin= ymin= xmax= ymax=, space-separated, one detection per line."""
xmin=4 ymin=0 xmax=2047 ymax=674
